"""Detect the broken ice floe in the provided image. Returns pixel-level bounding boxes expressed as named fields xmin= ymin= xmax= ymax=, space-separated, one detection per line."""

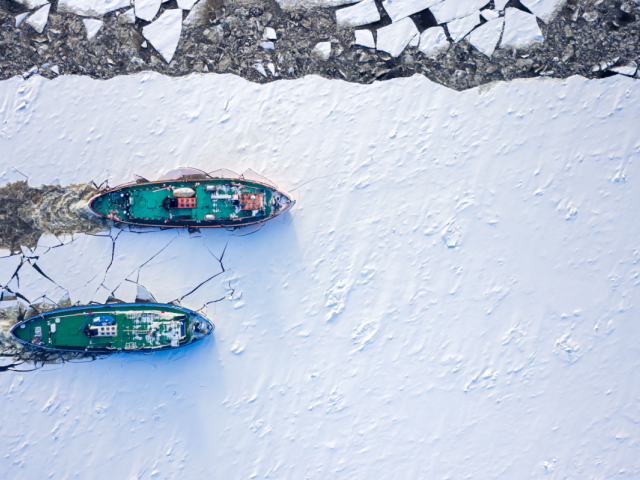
xmin=336 ymin=0 xmax=380 ymax=27
xmin=354 ymin=30 xmax=375 ymax=49
xmin=418 ymin=26 xmax=449 ymax=56
xmin=83 ymin=19 xmax=104 ymax=40
xmin=468 ymin=17 xmax=504 ymax=57
xmin=34 ymin=233 xmax=113 ymax=305
xmin=381 ymin=0 xmax=440 ymax=22
xmin=26 ymin=4 xmax=50 ymax=34
xmin=142 ymin=9 xmax=183 ymax=63
xmin=57 ymin=0 xmax=131 ymax=17
xmin=313 ymin=42 xmax=332 ymax=60
xmin=376 ymin=17 xmax=419 ymax=58
xmin=177 ymin=0 xmax=198 ymax=11
xmin=609 ymin=63 xmax=638 ymax=77
xmin=13 ymin=262 xmax=58 ymax=304
xmin=135 ymin=0 xmax=161 ymax=22
xmin=480 ymin=9 xmax=500 ymax=21
xmin=501 ymin=8 xmax=543 ymax=48
xmin=446 ymin=12 xmax=480 ymax=43
xmin=430 ymin=0 xmax=487 ymax=24
xmin=520 ymin=0 xmax=566 ymax=23
xmin=0 ymin=255 xmax=22 ymax=287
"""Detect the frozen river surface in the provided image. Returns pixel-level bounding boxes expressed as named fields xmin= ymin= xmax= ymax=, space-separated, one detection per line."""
xmin=1 ymin=72 xmax=640 ymax=478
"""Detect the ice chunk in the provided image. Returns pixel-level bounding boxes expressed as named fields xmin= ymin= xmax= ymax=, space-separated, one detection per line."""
xmin=15 ymin=13 xmax=29 ymax=27
xmin=58 ymin=0 xmax=131 ymax=17
xmin=501 ymin=8 xmax=543 ymax=48
xmin=26 ymin=4 xmax=50 ymax=34
xmin=468 ymin=17 xmax=503 ymax=56
xmin=267 ymin=62 xmax=276 ymax=76
xmin=376 ymin=17 xmax=419 ymax=58
xmin=520 ymin=0 xmax=565 ymax=22
xmin=264 ymin=27 xmax=277 ymax=40
xmin=15 ymin=0 xmax=49 ymax=9
xmin=418 ymin=26 xmax=449 ymax=55
xmin=430 ymin=0 xmax=487 ymax=24
xmin=261 ymin=41 xmax=275 ymax=50
xmin=135 ymin=0 xmax=161 ymax=21
xmin=446 ymin=12 xmax=480 ymax=43
xmin=336 ymin=0 xmax=380 ymax=27
xmin=0 ymin=255 xmax=22 ymax=286
xmin=83 ymin=18 xmax=103 ymax=40
xmin=51 ymin=65 xmax=59 ymax=75
xmin=142 ymin=9 xmax=183 ymax=63
xmin=355 ymin=29 xmax=375 ymax=48
xmin=481 ymin=9 xmax=499 ymax=21
xmin=254 ymin=62 xmax=267 ymax=77
xmin=177 ymin=0 xmax=198 ymax=10
xmin=15 ymin=263 xmax=57 ymax=303
xmin=313 ymin=42 xmax=332 ymax=60
xmin=381 ymin=0 xmax=441 ymax=22
xmin=610 ymin=63 xmax=638 ymax=77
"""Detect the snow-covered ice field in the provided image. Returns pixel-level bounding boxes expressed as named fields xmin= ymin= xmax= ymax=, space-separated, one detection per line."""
xmin=1 ymin=72 xmax=640 ymax=478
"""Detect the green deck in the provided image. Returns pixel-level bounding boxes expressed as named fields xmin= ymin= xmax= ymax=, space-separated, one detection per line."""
xmin=89 ymin=179 xmax=291 ymax=228
xmin=12 ymin=304 xmax=212 ymax=352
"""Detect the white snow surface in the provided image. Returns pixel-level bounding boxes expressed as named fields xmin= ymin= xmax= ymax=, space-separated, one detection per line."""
xmin=430 ymin=0 xmax=487 ymax=24
xmin=495 ymin=0 xmax=509 ymax=9
xmin=354 ymin=29 xmax=375 ymax=48
xmin=501 ymin=7 xmax=543 ymax=48
xmin=336 ymin=0 xmax=380 ymax=27
xmin=15 ymin=0 xmax=48 ymax=10
xmin=418 ymin=26 xmax=449 ymax=55
xmin=2 ymin=71 xmax=640 ymax=479
xmin=142 ymin=9 xmax=183 ymax=63
xmin=468 ymin=16 xmax=503 ymax=56
xmin=376 ymin=17 xmax=419 ymax=57
xmin=446 ymin=11 xmax=480 ymax=42
xmin=135 ymin=0 xmax=161 ymax=22
xmin=83 ymin=18 xmax=103 ymax=40
xmin=25 ymin=3 xmax=49 ymax=34
xmin=381 ymin=0 xmax=441 ymax=22
xmin=520 ymin=0 xmax=566 ymax=22
xmin=57 ymin=0 xmax=130 ymax=17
